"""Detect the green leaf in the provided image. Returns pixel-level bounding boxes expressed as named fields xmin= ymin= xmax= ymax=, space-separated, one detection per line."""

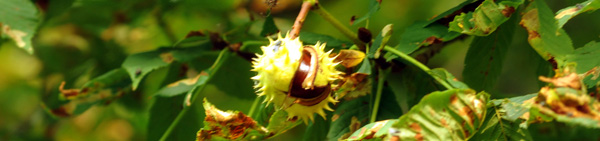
xmin=299 ymin=31 xmax=352 ymax=49
xmin=266 ymin=110 xmax=301 ymax=137
xmin=520 ymin=0 xmax=574 ymax=61
xmin=388 ymin=22 xmax=461 ymax=57
xmin=384 ymin=0 xmax=481 ymax=60
xmin=357 ymin=58 xmax=372 ymax=75
xmin=328 ymin=96 xmax=371 ymax=140
xmin=470 ymin=106 xmax=533 ymax=140
xmin=260 ymin=11 xmax=279 ymax=37
xmin=45 ymin=0 xmax=76 ymax=19
xmin=347 ymin=119 xmax=398 ymax=140
xmin=148 ymin=95 xmax=202 ymax=141
xmin=155 ymin=73 xmax=210 ymax=97
xmin=389 ymin=89 xmax=489 ymax=140
xmin=463 ymin=13 xmax=518 ymax=92
xmin=351 ymin=0 xmax=381 ymax=26
xmin=555 ymin=0 xmax=600 ymax=28
xmin=448 ymin=0 xmax=525 ymax=36
xmin=0 ymin=0 xmax=40 ymax=54
xmin=302 ymin=112 xmax=331 ymax=141
xmin=430 ymin=68 xmax=470 ymax=89
xmin=565 ymin=41 xmax=600 ymax=88
xmin=122 ymin=41 xmax=212 ymax=90
xmin=471 ymin=94 xmax=536 ymax=140
xmin=42 ymin=68 xmax=131 ymax=117
xmin=369 ymin=24 xmax=393 ymax=58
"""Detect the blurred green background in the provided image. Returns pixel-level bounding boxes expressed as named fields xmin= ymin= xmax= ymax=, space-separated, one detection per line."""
xmin=1 ymin=0 xmax=599 ymax=140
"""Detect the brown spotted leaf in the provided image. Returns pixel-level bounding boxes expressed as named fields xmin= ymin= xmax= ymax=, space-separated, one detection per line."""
xmin=346 ymin=119 xmax=397 ymax=140
xmin=530 ymin=72 xmax=600 ymax=128
xmin=555 ymin=0 xmax=600 ymax=28
xmin=388 ymin=89 xmax=488 ymax=140
xmin=41 ymin=68 xmax=131 ymax=117
xmin=0 ymin=0 xmax=40 ymax=54
xmin=520 ymin=0 xmax=574 ymax=61
xmin=448 ymin=0 xmax=524 ymax=36
xmin=197 ymin=99 xmax=268 ymax=140
xmin=335 ymin=73 xmax=371 ymax=99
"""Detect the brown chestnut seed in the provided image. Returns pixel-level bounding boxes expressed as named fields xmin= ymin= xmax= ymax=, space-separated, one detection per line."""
xmin=287 ymin=46 xmax=331 ymax=106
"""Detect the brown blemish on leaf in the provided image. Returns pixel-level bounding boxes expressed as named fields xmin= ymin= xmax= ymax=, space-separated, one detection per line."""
xmin=185 ymin=30 xmax=205 ymax=38
xmin=501 ymin=7 xmax=516 ymax=17
xmin=450 ymin=94 xmax=458 ymax=104
xmin=332 ymin=114 xmax=340 ymax=121
xmin=160 ymin=52 xmax=174 ymax=63
xmin=59 ymin=82 xmax=81 ymax=99
xmin=334 ymin=49 xmax=366 ymax=68
xmin=1 ymin=24 xmax=28 ymax=48
xmin=201 ymin=102 xmax=265 ymax=140
xmin=50 ymin=106 xmax=71 ymax=117
xmin=422 ymin=36 xmax=442 ymax=46
xmin=166 ymin=72 xmax=209 ymax=87
xmin=350 ymin=16 xmax=356 ymax=25
xmin=460 ymin=106 xmax=475 ymax=125
xmin=520 ymin=9 xmax=541 ymax=41
xmin=411 ymin=123 xmax=423 ymax=141
xmin=350 ymin=116 xmax=363 ymax=137
xmin=336 ymin=72 xmax=371 ymax=99
xmin=555 ymin=7 xmax=581 ymax=19
xmin=539 ymin=73 xmax=581 ymax=89
xmin=441 ymin=118 xmax=448 ymax=127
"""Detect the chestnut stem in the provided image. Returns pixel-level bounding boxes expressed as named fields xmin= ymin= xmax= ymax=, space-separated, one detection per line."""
xmin=290 ymin=1 xmax=313 ymax=39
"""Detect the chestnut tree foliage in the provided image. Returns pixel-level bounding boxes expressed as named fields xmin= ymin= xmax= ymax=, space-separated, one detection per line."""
xmin=1 ymin=0 xmax=600 ymax=140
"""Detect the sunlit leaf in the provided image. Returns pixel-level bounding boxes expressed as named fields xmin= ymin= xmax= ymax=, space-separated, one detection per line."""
xmin=463 ymin=13 xmax=518 ymax=92
xmin=0 ymin=0 xmax=40 ymax=54
xmin=347 ymin=119 xmax=397 ymax=140
xmin=448 ymin=0 xmax=524 ymax=36
xmin=389 ymin=89 xmax=488 ymax=140
xmin=520 ymin=0 xmax=574 ymax=61
xmin=555 ymin=0 xmax=600 ymax=28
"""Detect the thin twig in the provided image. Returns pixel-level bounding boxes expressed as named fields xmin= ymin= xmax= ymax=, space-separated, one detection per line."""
xmin=290 ymin=1 xmax=313 ymax=39
xmin=370 ymin=67 xmax=385 ymax=123
xmin=384 ymin=46 xmax=453 ymax=90
xmin=159 ymin=49 xmax=231 ymax=141
xmin=311 ymin=1 xmax=365 ymax=49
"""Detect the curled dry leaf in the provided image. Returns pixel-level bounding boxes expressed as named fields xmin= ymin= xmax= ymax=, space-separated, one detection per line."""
xmin=197 ymin=99 xmax=268 ymax=140
xmin=333 ymin=49 xmax=366 ymax=68
xmin=538 ymin=73 xmax=581 ymax=89
xmin=532 ymin=71 xmax=600 ymax=127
